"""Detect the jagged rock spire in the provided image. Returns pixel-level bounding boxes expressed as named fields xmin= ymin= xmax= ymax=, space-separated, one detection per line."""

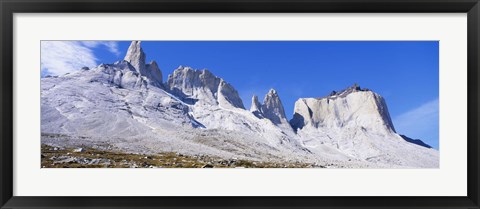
xmin=261 ymin=89 xmax=287 ymax=125
xmin=167 ymin=66 xmax=244 ymax=109
xmin=217 ymin=79 xmax=245 ymax=109
xmin=146 ymin=60 xmax=163 ymax=84
xmin=124 ymin=41 xmax=146 ymax=74
xmin=250 ymin=95 xmax=262 ymax=112
xmin=124 ymin=41 xmax=163 ymax=86
xmin=250 ymin=95 xmax=263 ymax=118
xmin=250 ymin=89 xmax=288 ymax=125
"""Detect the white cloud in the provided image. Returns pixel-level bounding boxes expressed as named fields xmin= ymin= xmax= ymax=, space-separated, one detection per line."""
xmin=80 ymin=41 xmax=120 ymax=56
xmin=393 ymin=98 xmax=439 ymax=147
xmin=41 ymin=41 xmax=98 ymax=76
xmin=41 ymin=41 xmax=120 ymax=76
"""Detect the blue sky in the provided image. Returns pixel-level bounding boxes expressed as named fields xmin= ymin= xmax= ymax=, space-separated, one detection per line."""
xmin=41 ymin=41 xmax=439 ymax=149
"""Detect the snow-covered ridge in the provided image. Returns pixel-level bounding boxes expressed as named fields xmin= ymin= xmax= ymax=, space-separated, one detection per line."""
xmin=41 ymin=41 xmax=439 ymax=168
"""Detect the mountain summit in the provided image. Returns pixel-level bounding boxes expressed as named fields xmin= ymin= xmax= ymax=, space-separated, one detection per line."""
xmin=166 ymin=66 xmax=244 ymax=109
xmin=247 ymin=89 xmax=288 ymax=125
xmin=250 ymin=95 xmax=263 ymax=118
xmin=291 ymin=83 xmax=395 ymax=133
xmin=262 ymin=89 xmax=288 ymax=125
xmin=124 ymin=41 xmax=146 ymax=74
xmin=289 ymin=84 xmax=434 ymax=167
xmin=40 ymin=41 xmax=439 ymax=168
xmin=124 ymin=41 xmax=163 ymax=87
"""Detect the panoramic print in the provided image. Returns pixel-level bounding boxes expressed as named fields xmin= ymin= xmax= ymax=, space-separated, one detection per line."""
xmin=41 ymin=41 xmax=439 ymax=168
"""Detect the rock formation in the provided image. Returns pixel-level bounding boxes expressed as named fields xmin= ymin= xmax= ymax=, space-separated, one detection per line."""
xmin=124 ymin=41 xmax=146 ymax=74
xmin=40 ymin=41 xmax=439 ymax=168
xmin=291 ymin=84 xmax=395 ymax=134
xmin=250 ymin=95 xmax=264 ymax=118
xmin=146 ymin=60 xmax=163 ymax=84
xmin=124 ymin=41 xmax=163 ymax=87
xmin=166 ymin=66 xmax=244 ymax=109
xmin=289 ymin=84 xmax=436 ymax=167
xmin=249 ymin=89 xmax=289 ymax=127
xmin=217 ymin=79 xmax=245 ymax=109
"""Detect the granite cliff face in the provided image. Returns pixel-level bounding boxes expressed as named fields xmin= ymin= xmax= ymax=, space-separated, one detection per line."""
xmin=166 ymin=66 xmax=244 ymax=109
xmin=291 ymin=84 xmax=395 ymax=134
xmin=249 ymin=89 xmax=290 ymax=129
xmin=289 ymin=85 xmax=437 ymax=167
xmin=41 ymin=41 xmax=439 ymax=168
xmin=217 ymin=79 xmax=245 ymax=109
xmin=261 ymin=89 xmax=288 ymax=125
xmin=146 ymin=60 xmax=163 ymax=85
xmin=250 ymin=95 xmax=263 ymax=118
xmin=124 ymin=41 xmax=146 ymax=74
xmin=123 ymin=41 xmax=163 ymax=87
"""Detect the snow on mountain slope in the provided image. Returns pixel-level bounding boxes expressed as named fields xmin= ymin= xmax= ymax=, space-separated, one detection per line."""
xmin=290 ymin=85 xmax=439 ymax=167
xmin=165 ymin=66 xmax=307 ymax=154
xmin=41 ymin=61 xmax=198 ymax=138
xmin=41 ymin=41 xmax=439 ymax=168
xmin=41 ymin=68 xmax=324 ymax=164
xmin=41 ymin=41 xmax=319 ymax=164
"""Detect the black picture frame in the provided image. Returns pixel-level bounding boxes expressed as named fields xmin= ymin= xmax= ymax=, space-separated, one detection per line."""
xmin=1 ymin=0 xmax=479 ymax=208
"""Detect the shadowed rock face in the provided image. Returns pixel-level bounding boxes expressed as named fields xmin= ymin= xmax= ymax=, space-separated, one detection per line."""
xmin=123 ymin=41 xmax=163 ymax=87
xmin=95 ymin=61 xmax=147 ymax=90
xmin=40 ymin=62 xmax=199 ymax=139
xmin=249 ymin=89 xmax=290 ymax=126
xmin=288 ymin=84 xmax=435 ymax=167
xmin=146 ymin=60 xmax=163 ymax=84
xmin=400 ymin=135 xmax=432 ymax=148
xmin=166 ymin=67 xmax=220 ymax=105
xmin=290 ymin=99 xmax=311 ymax=131
xmin=166 ymin=66 xmax=244 ymax=109
xmin=261 ymin=89 xmax=288 ymax=125
xmin=250 ymin=95 xmax=264 ymax=118
xmin=290 ymin=84 xmax=395 ymax=133
xmin=217 ymin=79 xmax=245 ymax=109
xmin=124 ymin=41 xmax=146 ymax=75
xmin=41 ymin=42 xmax=438 ymax=168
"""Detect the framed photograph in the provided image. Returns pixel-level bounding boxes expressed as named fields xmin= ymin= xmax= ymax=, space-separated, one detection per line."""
xmin=1 ymin=0 xmax=479 ymax=208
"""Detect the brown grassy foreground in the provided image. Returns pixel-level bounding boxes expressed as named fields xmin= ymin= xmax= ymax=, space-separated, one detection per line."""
xmin=41 ymin=144 xmax=317 ymax=168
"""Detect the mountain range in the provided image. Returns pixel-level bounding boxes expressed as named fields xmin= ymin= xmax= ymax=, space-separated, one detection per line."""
xmin=41 ymin=41 xmax=439 ymax=168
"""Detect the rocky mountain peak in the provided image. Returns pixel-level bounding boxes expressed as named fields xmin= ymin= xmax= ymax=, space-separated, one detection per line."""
xmin=250 ymin=88 xmax=288 ymax=125
xmin=267 ymin=88 xmax=277 ymax=95
xmin=41 ymin=42 xmax=438 ymax=168
xmin=124 ymin=41 xmax=146 ymax=74
xmin=145 ymin=60 xmax=163 ymax=85
xmin=217 ymin=79 xmax=245 ymax=109
xmin=291 ymin=86 xmax=395 ymax=134
xmin=325 ymin=83 xmax=371 ymax=99
xmin=250 ymin=95 xmax=263 ymax=118
xmin=167 ymin=66 xmax=219 ymax=99
xmin=262 ymin=91 xmax=287 ymax=123
xmin=123 ymin=41 xmax=163 ymax=87
xmin=250 ymin=95 xmax=262 ymax=112
xmin=166 ymin=66 xmax=244 ymax=109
